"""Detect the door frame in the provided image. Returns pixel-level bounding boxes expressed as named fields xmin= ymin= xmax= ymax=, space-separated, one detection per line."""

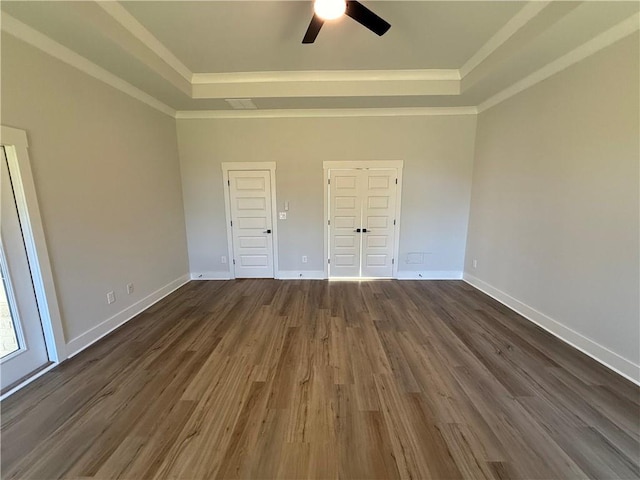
xmin=1 ymin=126 xmax=66 ymax=366
xmin=323 ymin=160 xmax=404 ymax=279
xmin=221 ymin=162 xmax=279 ymax=279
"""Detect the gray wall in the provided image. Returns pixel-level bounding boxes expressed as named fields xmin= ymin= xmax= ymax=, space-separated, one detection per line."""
xmin=177 ymin=115 xmax=477 ymax=277
xmin=1 ymin=34 xmax=189 ymax=345
xmin=3 ymin=25 xmax=637 ymax=382
xmin=465 ymin=34 xmax=640 ymax=376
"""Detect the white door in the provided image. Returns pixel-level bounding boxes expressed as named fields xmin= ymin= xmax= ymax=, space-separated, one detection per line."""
xmin=329 ymin=170 xmax=362 ymax=277
xmin=1 ymin=147 xmax=49 ymax=390
xmin=328 ymin=169 xmax=397 ymax=278
xmin=361 ymin=170 xmax=397 ymax=277
xmin=228 ymin=170 xmax=275 ymax=278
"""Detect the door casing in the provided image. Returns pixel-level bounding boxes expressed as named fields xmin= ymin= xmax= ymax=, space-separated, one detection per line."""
xmin=0 ymin=126 xmax=66 ymax=398
xmin=323 ymin=160 xmax=404 ymax=279
xmin=222 ymin=162 xmax=279 ymax=279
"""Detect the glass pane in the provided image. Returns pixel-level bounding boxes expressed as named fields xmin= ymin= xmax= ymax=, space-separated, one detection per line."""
xmin=0 ymin=266 xmax=20 ymax=359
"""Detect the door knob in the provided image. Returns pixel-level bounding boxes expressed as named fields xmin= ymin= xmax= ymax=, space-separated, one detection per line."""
xmin=354 ymin=228 xmax=361 ymax=233
xmin=362 ymin=228 xmax=368 ymax=233
xmin=263 ymin=229 xmax=272 ymax=234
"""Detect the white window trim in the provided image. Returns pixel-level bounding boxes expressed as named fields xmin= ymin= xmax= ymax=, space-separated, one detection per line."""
xmin=323 ymin=160 xmax=404 ymax=279
xmin=221 ymin=162 xmax=279 ymax=279
xmin=1 ymin=126 xmax=66 ymax=363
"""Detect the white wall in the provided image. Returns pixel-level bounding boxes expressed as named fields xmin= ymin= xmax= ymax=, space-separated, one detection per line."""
xmin=177 ymin=115 xmax=477 ymax=279
xmin=1 ymin=34 xmax=190 ymax=353
xmin=465 ymin=34 xmax=639 ymax=381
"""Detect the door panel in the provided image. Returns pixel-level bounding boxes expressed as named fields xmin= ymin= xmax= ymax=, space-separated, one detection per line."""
xmin=1 ymin=147 xmax=49 ymax=390
xmin=362 ymin=170 xmax=397 ymax=277
xmin=329 ymin=170 xmax=362 ymax=277
xmin=328 ymin=168 xmax=397 ymax=278
xmin=229 ymin=170 xmax=274 ymax=278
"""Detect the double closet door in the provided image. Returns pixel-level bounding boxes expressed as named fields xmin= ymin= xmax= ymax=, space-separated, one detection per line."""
xmin=329 ymin=168 xmax=398 ymax=278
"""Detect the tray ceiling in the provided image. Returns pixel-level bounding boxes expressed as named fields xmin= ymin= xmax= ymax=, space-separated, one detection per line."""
xmin=2 ymin=1 xmax=638 ymax=113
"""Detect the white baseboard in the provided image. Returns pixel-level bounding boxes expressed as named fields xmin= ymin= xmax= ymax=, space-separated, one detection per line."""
xmin=463 ymin=272 xmax=640 ymax=385
xmin=277 ymin=270 xmax=326 ymax=280
xmin=190 ymin=272 xmax=232 ymax=280
xmin=0 ymin=362 xmax=58 ymax=401
xmin=65 ymin=274 xmax=190 ymax=358
xmin=396 ymin=270 xmax=463 ymax=280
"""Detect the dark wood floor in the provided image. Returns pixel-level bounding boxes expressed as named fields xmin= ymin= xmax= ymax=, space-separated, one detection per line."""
xmin=2 ymin=280 xmax=639 ymax=479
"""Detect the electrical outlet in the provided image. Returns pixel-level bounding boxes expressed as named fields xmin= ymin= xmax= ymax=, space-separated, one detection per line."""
xmin=473 ymin=259 xmax=478 ymax=268
xmin=279 ymin=212 xmax=287 ymax=220
xmin=107 ymin=291 xmax=115 ymax=304
xmin=126 ymin=283 xmax=134 ymax=294
xmin=302 ymin=255 xmax=308 ymax=263
xmin=221 ymin=255 xmax=227 ymax=264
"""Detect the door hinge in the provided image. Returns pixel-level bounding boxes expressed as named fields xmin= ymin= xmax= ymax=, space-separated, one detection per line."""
xmin=328 ymin=258 xmax=330 ymax=264
xmin=233 ymin=259 xmax=236 ymax=265
xmin=328 ymin=178 xmax=331 ymax=185
xmin=392 ymin=258 xmax=395 ymax=265
xmin=230 ymin=220 xmax=233 ymax=227
xmin=393 ymin=219 xmax=396 ymax=225
xmin=328 ymin=219 xmax=330 ymax=226
xmin=395 ymin=178 xmax=398 ymax=184
xmin=228 ymin=179 xmax=230 ymax=186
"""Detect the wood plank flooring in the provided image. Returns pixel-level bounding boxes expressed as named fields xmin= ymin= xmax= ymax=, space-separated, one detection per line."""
xmin=1 ymin=279 xmax=639 ymax=479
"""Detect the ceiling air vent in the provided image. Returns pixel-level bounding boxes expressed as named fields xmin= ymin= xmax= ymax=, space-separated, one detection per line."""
xmin=225 ymin=98 xmax=257 ymax=110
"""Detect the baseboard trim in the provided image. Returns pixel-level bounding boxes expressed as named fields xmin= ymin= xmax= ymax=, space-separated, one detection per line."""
xmin=396 ymin=270 xmax=463 ymax=280
xmin=0 ymin=362 xmax=58 ymax=401
xmin=277 ymin=270 xmax=326 ymax=280
xmin=463 ymin=273 xmax=640 ymax=385
xmin=190 ymin=272 xmax=232 ymax=280
xmin=65 ymin=274 xmax=190 ymax=358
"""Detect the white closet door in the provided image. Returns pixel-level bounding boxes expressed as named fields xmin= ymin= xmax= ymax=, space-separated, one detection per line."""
xmin=328 ymin=168 xmax=397 ymax=278
xmin=329 ymin=170 xmax=362 ymax=277
xmin=229 ymin=170 xmax=274 ymax=278
xmin=361 ymin=170 xmax=397 ymax=277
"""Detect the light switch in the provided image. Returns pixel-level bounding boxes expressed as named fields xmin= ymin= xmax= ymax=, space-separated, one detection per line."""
xmin=284 ymin=201 xmax=290 ymax=211
xmin=279 ymin=212 xmax=287 ymax=220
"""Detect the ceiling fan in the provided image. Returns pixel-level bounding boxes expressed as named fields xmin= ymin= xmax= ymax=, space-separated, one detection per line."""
xmin=302 ymin=0 xmax=391 ymax=44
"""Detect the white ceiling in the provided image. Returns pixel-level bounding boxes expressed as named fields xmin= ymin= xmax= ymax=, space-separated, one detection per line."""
xmin=121 ymin=1 xmax=524 ymax=72
xmin=2 ymin=1 xmax=638 ymax=113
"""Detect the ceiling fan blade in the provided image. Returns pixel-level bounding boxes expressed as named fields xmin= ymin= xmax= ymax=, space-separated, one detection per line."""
xmin=302 ymin=13 xmax=324 ymax=43
xmin=345 ymin=0 xmax=391 ymax=36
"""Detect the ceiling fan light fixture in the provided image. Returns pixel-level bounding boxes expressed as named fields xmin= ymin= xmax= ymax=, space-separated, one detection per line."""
xmin=314 ymin=0 xmax=346 ymax=20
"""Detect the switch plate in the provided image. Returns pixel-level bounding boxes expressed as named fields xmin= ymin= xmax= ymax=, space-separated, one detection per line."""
xmin=472 ymin=259 xmax=477 ymax=268
xmin=221 ymin=255 xmax=227 ymax=264
xmin=302 ymin=256 xmax=308 ymax=263
xmin=107 ymin=291 xmax=115 ymax=304
xmin=284 ymin=201 xmax=290 ymax=211
xmin=279 ymin=212 xmax=287 ymax=220
xmin=126 ymin=283 xmax=134 ymax=294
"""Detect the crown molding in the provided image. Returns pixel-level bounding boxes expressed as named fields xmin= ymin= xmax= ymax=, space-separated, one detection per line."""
xmin=96 ymin=1 xmax=193 ymax=83
xmin=478 ymin=12 xmax=640 ymax=113
xmin=1 ymin=13 xmax=176 ymax=117
xmin=175 ymin=107 xmax=478 ymax=120
xmin=460 ymin=1 xmax=551 ymax=78
xmin=192 ymin=70 xmax=460 ymax=99
xmin=192 ymin=69 xmax=460 ymax=84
